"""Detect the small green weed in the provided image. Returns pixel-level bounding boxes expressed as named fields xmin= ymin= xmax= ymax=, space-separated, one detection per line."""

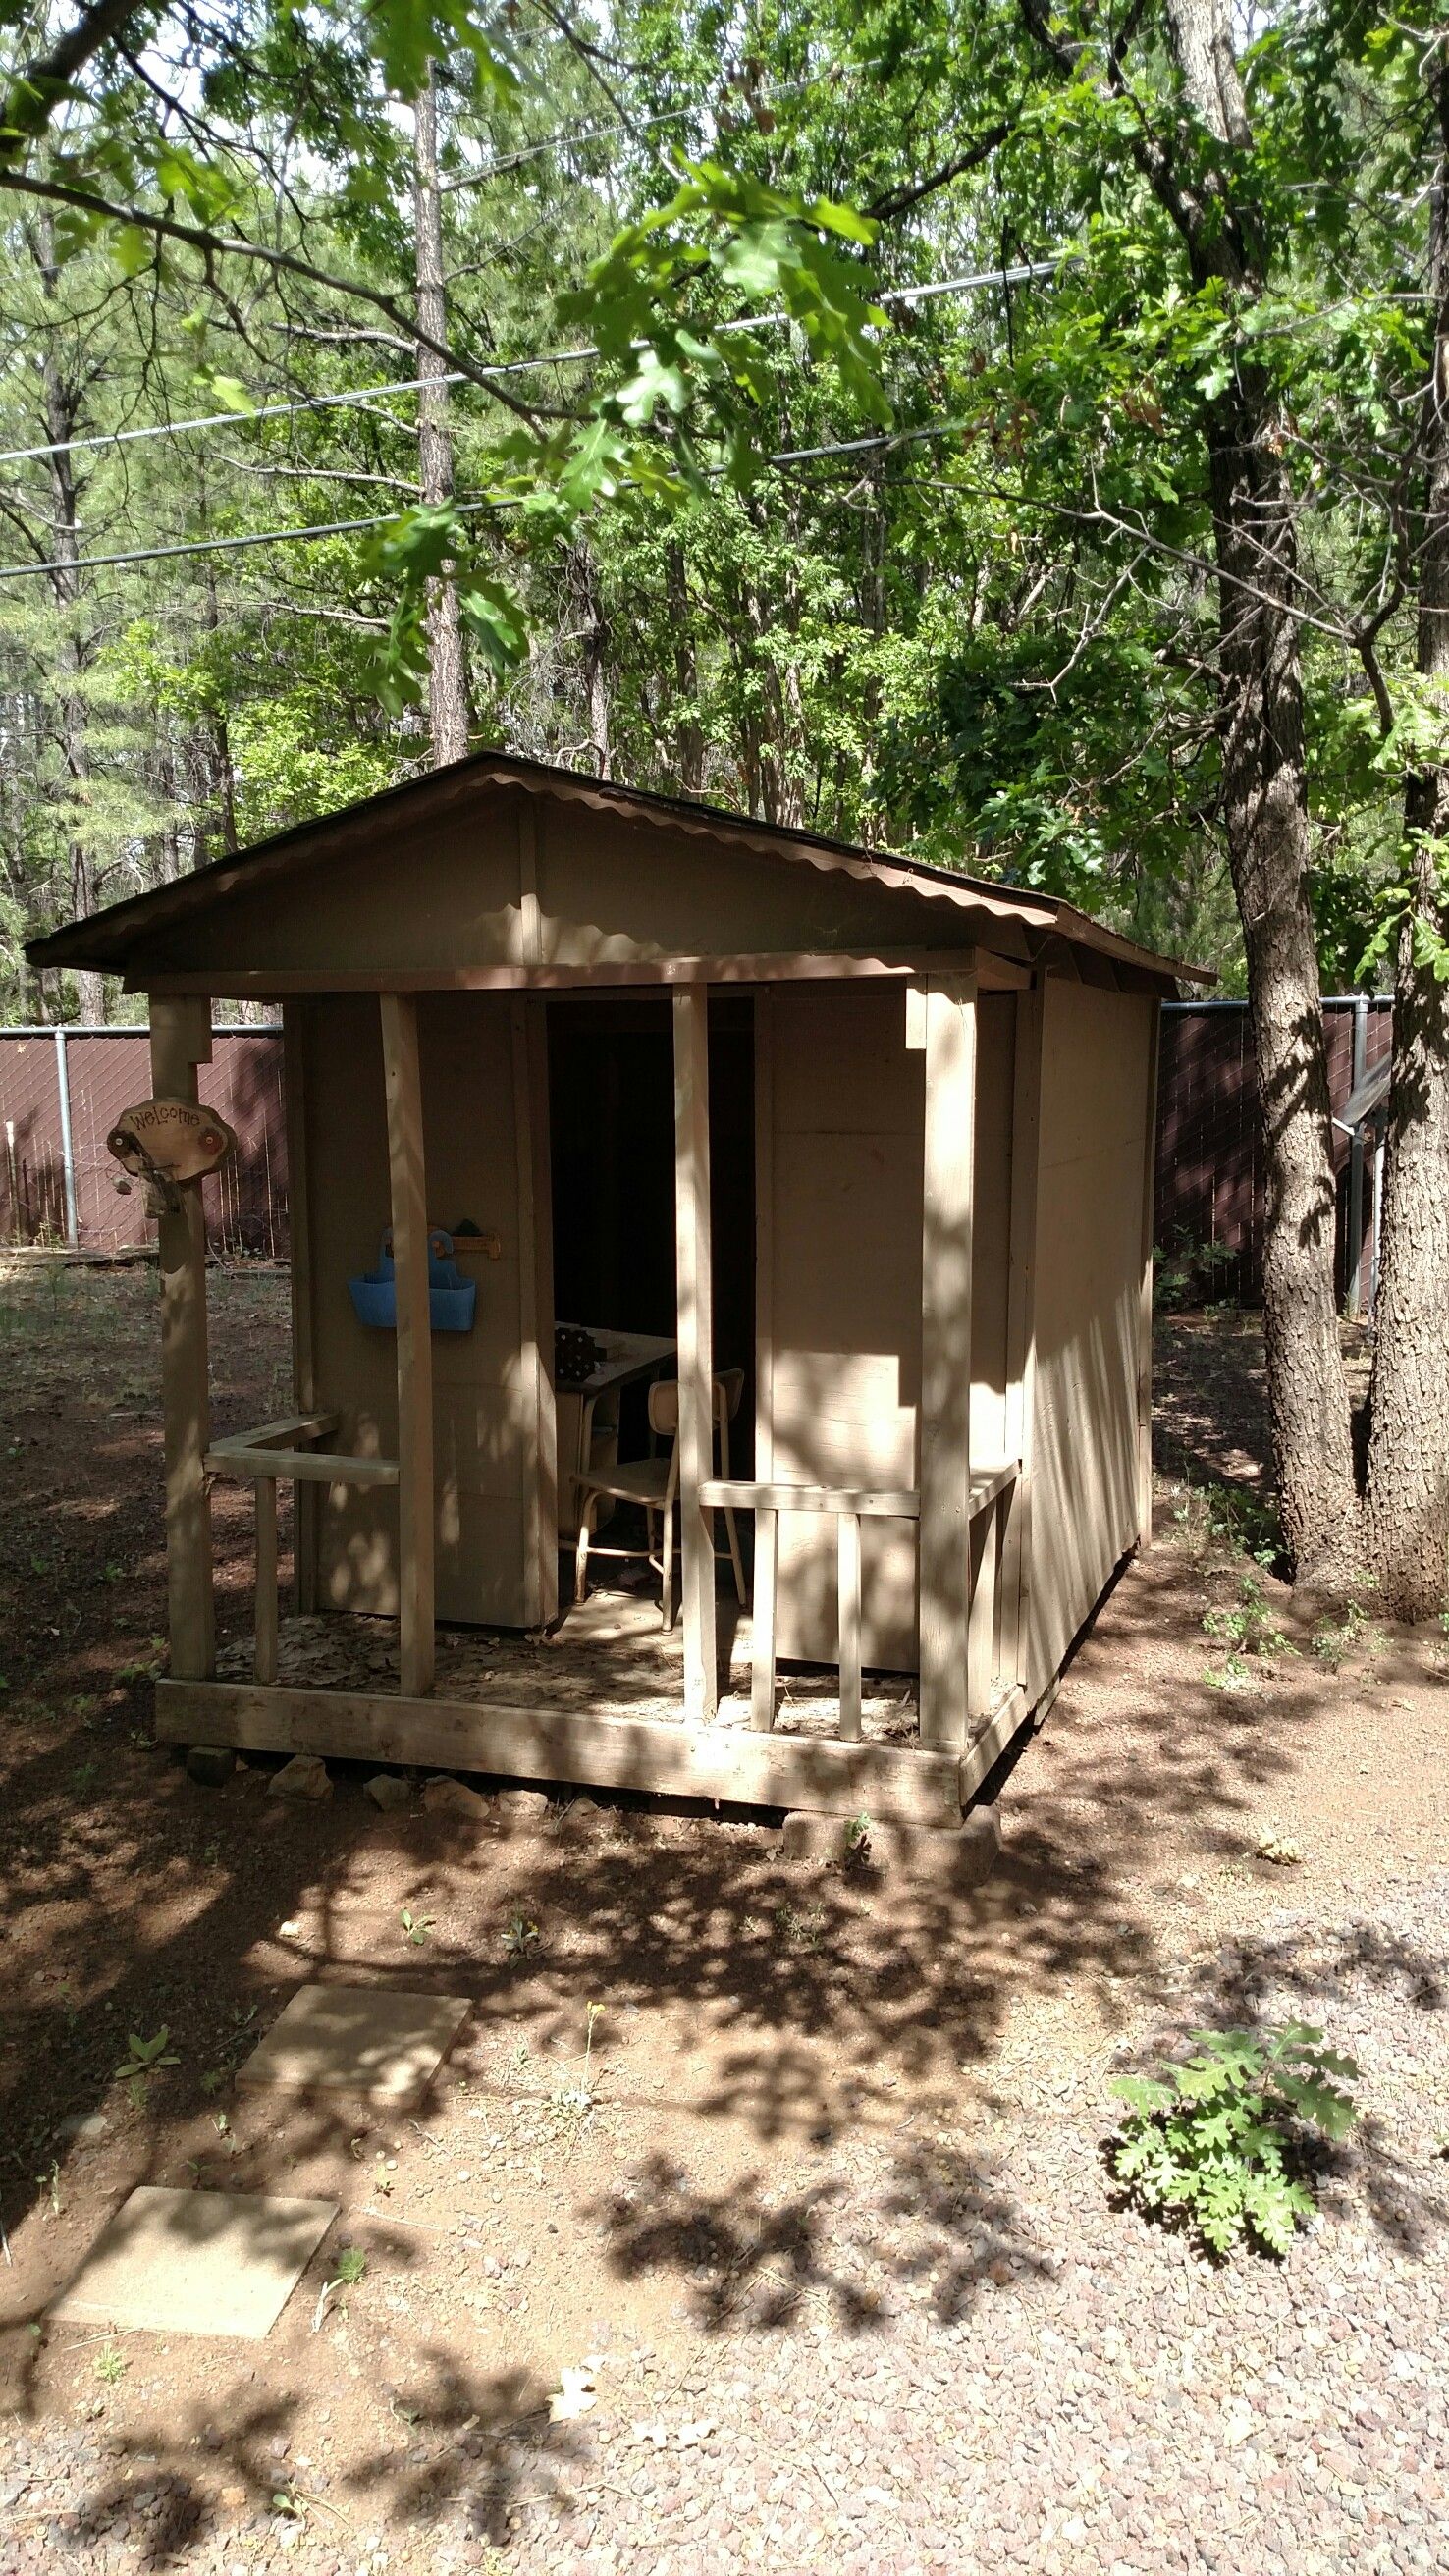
xmin=553 ymin=2002 xmax=605 ymax=2126
xmin=94 ymin=2342 xmax=127 ymax=2387
xmin=1172 ymin=1479 xmax=1279 ymax=1570
xmin=1111 ymin=2022 xmax=1359 ymax=2258
xmin=1154 ymin=1234 xmax=1237 ymax=1315
xmin=36 ymin=2159 xmax=62 ymax=2219
xmin=313 ymin=2242 xmax=367 ymax=2332
xmin=503 ymin=1907 xmax=540 ymax=1959
xmin=114 ymin=1638 xmax=167 ymax=1687
xmin=1312 ymin=1586 xmax=1381 ymax=1668
xmin=1203 ymin=1573 xmax=1293 ymax=1677
xmin=400 ymin=1907 xmax=434 ymax=1947
xmin=775 ymin=1901 xmax=827 ymax=1951
xmin=842 ymin=1812 xmax=872 ymax=1867
xmin=113 ymin=2027 xmax=180 ymax=2109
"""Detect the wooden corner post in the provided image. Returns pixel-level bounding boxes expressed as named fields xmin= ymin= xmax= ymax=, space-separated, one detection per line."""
xmin=915 ymin=972 xmax=978 ymax=1751
xmin=1138 ymin=994 xmax=1162 ymax=1549
xmin=150 ymin=995 xmax=216 ymax=1681
xmin=1000 ymin=976 xmax=1045 ymax=1694
xmin=673 ymin=987 xmax=718 ymax=1720
xmin=381 ymin=993 xmax=435 ymax=1696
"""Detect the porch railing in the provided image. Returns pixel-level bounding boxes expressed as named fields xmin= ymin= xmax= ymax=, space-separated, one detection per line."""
xmin=205 ymin=1411 xmax=398 ymax=1685
xmin=699 ymin=1459 xmax=1019 ymax=1743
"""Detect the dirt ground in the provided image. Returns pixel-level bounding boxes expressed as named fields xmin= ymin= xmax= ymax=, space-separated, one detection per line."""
xmin=0 ymin=1261 xmax=1446 ymax=2575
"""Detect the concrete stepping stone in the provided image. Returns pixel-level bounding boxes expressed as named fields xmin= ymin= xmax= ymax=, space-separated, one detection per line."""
xmin=237 ymin=1983 xmax=470 ymax=2108
xmin=51 ymin=2186 xmax=336 ymax=2338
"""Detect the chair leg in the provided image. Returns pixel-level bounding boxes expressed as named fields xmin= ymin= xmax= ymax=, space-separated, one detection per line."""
xmin=662 ymin=1505 xmax=674 ymax=1630
xmin=574 ymin=1507 xmax=591 ymax=1607
xmin=716 ymin=1392 xmax=745 ymax=1604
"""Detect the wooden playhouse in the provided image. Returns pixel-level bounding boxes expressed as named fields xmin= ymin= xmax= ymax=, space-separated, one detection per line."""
xmin=31 ymin=753 xmax=1203 ymax=1825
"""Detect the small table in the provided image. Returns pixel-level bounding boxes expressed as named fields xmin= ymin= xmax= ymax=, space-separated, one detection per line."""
xmin=555 ymin=1324 xmax=676 ymax=1540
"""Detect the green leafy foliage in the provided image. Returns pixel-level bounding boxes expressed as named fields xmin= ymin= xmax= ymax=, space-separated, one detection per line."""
xmin=113 ymin=2026 xmax=180 ymax=2109
xmin=1110 ymin=2024 xmax=1359 ymax=2258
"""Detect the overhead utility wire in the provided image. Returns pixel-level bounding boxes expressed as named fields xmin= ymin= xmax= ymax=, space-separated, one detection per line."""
xmin=0 ymin=259 xmax=1064 ymax=470
xmin=0 ymin=413 xmax=984 ymax=584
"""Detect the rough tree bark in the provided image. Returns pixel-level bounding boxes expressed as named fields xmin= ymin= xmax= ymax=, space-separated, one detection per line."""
xmin=1021 ymin=0 xmax=1359 ymax=1575
xmin=1363 ymin=58 xmax=1449 ymax=1618
xmin=412 ymin=60 xmax=471 ymax=767
xmin=1161 ymin=0 xmax=1357 ymax=1581
xmin=34 ymin=203 xmax=104 ymax=1023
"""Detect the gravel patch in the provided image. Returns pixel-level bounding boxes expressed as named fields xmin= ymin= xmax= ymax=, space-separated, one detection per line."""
xmin=6 ymin=1876 xmax=1447 ymax=2576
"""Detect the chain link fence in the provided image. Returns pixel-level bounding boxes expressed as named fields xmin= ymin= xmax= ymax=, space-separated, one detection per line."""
xmin=0 ymin=1025 xmax=288 ymax=1257
xmin=1155 ymin=997 xmax=1393 ymax=1313
xmin=1 ymin=1000 xmax=1393 ymax=1302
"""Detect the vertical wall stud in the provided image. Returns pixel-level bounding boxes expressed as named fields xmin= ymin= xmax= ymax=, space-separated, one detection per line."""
xmin=917 ymin=971 xmax=978 ymax=1752
xmin=999 ymin=977 xmax=1044 ymax=1692
xmin=54 ymin=1027 xmax=79 ymax=1249
xmin=1138 ymin=996 xmax=1162 ymax=1549
xmin=150 ymin=994 xmax=216 ymax=1681
xmin=673 ymin=987 xmax=718 ymax=1720
xmin=381 ymin=993 xmax=435 ymax=1696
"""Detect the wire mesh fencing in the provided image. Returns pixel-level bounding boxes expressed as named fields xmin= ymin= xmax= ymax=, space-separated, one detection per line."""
xmin=1 ymin=999 xmax=1393 ymax=1299
xmin=1155 ymin=997 xmax=1393 ymax=1309
xmin=0 ymin=1025 xmax=289 ymax=1257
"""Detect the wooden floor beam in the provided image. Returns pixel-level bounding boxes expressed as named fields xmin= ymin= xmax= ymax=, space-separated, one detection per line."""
xmin=155 ymin=1678 xmax=969 ymax=1826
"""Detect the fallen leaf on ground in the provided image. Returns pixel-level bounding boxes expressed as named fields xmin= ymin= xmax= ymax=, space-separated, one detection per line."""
xmin=549 ymin=2365 xmax=598 ymax=2423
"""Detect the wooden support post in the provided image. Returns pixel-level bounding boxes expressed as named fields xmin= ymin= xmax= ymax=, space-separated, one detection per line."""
xmin=1138 ymin=996 xmax=1161 ymax=1549
xmin=999 ymin=977 xmax=1044 ymax=1691
xmin=916 ymin=973 xmax=978 ymax=1751
xmin=966 ymin=1490 xmax=999 ymax=1724
xmin=511 ymin=996 xmax=557 ymax=1626
xmin=149 ymin=994 xmax=215 ymax=1681
xmin=750 ymin=1505 xmax=778 ymax=1731
xmin=381 ymin=993 xmax=435 ymax=1697
xmin=673 ymin=986 xmax=718 ymax=1720
xmin=253 ymin=1478 xmax=279 ymax=1686
xmin=836 ymin=1508 xmax=863 ymax=1743
xmin=281 ymin=1001 xmax=318 ymax=1614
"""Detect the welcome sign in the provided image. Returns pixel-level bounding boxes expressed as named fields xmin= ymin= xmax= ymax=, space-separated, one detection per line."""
xmin=107 ymin=1098 xmax=237 ymax=1185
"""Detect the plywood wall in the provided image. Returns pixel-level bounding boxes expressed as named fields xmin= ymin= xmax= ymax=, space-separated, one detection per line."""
xmin=294 ymin=993 xmax=542 ymax=1626
xmin=1025 ymin=981 xmax=1154 ymax=1696
xmin=761 ymin=983 xmax=1015 ymax=1673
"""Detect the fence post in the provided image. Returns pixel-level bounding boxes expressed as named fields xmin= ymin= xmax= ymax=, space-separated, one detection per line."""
xmin=54 ymin=1027 xmax=79 ymax=1250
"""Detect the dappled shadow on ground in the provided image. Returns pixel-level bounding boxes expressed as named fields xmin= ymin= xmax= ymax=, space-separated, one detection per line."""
xmin=2 ymin=1281 xmax=1446 ymax=2555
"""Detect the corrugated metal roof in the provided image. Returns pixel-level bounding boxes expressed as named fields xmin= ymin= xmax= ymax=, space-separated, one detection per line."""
xmin=28 ymin=743 xmax=1212 ymax=988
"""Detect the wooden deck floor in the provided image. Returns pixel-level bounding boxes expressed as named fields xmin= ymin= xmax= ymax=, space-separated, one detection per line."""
xmin=212 ymin=1588 xmax=923 ymax=1750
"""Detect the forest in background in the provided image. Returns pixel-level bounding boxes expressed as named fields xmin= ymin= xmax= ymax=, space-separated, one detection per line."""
xmin=2 ymin=0 xmax=1440 ymax=1025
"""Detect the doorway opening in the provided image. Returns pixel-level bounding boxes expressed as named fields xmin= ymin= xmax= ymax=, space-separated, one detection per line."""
xmin=546 ymin=993 xmax=755 ymax=1624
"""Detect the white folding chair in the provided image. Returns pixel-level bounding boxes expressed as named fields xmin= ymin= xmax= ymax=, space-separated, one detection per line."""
xmin=573 ymin=1369 xmax=745 ymax=1625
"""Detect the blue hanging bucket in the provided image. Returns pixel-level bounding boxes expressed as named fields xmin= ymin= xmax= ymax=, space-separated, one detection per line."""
xmin=349 ymin=1229 xmax=477 ymax=1333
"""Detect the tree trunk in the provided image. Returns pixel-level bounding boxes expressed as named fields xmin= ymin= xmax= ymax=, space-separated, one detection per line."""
xmin=1363 ymin=80 xmax=1449 ymax=1619
xmin=1159 ymin=0 xmax=1357 ymax=1578
xmin=665 ymin=542 xmax=705 ymax=791
xmin=35 ymin=204 xmax=104 ymax=1021
xmin=1207 ymin=393 xmax=1358 ymax=1576
xmin=413 ymin=60 xmax=471 ymax=766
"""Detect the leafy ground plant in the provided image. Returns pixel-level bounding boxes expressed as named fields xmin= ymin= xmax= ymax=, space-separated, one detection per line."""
xmin=1110 ymin=2024 xmax=1359 ymax=2258
xmin=113 ymin=2027 xmax=180 ymax=2109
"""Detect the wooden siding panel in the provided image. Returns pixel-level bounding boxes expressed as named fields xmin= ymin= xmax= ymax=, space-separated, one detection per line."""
xmin=304 ymin=992 xmax=533 ymax=1627
xmin=1026 ymin=982 xmax=1154 ymax=1696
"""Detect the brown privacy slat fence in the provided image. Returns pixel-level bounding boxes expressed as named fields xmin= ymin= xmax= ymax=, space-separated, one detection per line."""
xmin=0 ymin=1000 xmax=1392 ymax=1304
xmin=1155 ymin=997 xmax=1393 ymax=1312
xmin=0 ymin=1026 xmax=288 ymax=1257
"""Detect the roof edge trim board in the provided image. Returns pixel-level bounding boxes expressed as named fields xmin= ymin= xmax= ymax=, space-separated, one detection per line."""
xmin=26 ymin=742 xmax=1208 ymax=990
xmin=126 ymin=948 xmax=1040 ymax=999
